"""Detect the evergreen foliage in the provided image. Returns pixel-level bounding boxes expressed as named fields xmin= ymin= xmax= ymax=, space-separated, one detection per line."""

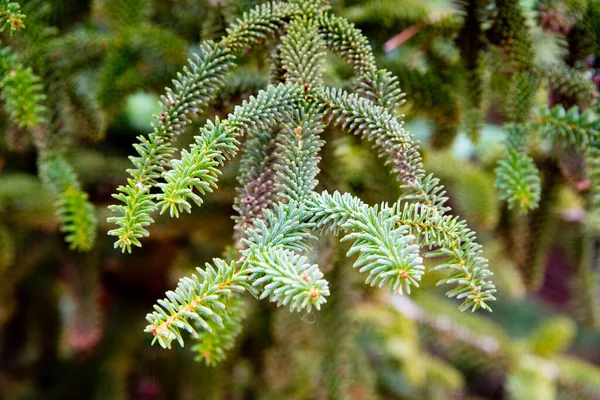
xmin=38 ymin=154 xmax=97 ymax=251
xmin=495 ymin=125 xmax=542 ymax=212
xmin=0 ymin=0 xmax=24 ymax=35
xmin=0 ymin=47 xmax=45 ymax=128
xmin=105 ymin=0 xmax=498 ymax=360
xmin=536 ymin=104 xmax=600 ymax=149
xmin=2 ymin=0 xmax=600 ymax=398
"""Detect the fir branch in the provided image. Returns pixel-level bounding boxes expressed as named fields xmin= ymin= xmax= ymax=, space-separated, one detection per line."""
xmin=319 ymin=87 xmax=422 ymax=185
xmin=242 ymin=202 xmax=316 ymax=254
xmin=156 ymin=83 xmax=303 ymax=218
xmin=519 ymin=167 xmax=560 ymax=290
xmin=120 ymin=0 xmax=504 ymax=363
xmin=155 ymin=118 xmax=235 ymax=218
xmin=145 ymin=259 xmax=249 ymax=349
xmin=456 ymin=0 xmax=484 ymax=110
xmin=395 ymin=201 xmax=496 ymax=311
xmin=308 ymin=191 xmax=424 ymax=295
xmin=319 ymin=87 xmax=449 ymax=212
xmin=56 ymin=187 xmax=98 ymax=252
xmin=222 ymin=1 xmax=301 ymax=53
xmin=65 ymin=79 xmax=107 ymax=142
xmin=132 ymin=40 xmax=235 ymax=185
xmin=396 ymin=202 xmax=464 ymax=248
xmin=389 ymin=65 xmax=458 ymax=123
xmin=319 ymin=88 xmax=495 ymax=311
xmin=0 ymin=0 xmax=25 ymax=35
xmin=47 ymin=30 xmax=110 ymax=74
xmin=275 ymin=104 xmax=325 ymax=203
xmin=38 ymin=154 xmax=97 ymax=252
xmin=231 ymin=13 xmax=327 ymax=237
xmin=495 ymin=126 xmax=541 ymax=212
xmin=488 ymin=0 xmax=534 ymax=70
xmin=427 ymin=238 xmax=496 ymax=312
xmin=245 ymin=245 xmax=329 ymax=311
xmin=317 ymin=12 xmax=377 ymax=76
xmin=535 ymin=105 xmax=600 ymax=150
xmin=506 ymin=71 xmax=539 ymax=123
xmin=0 ymin=47 xmax=46 ymax=129
xmin=356 ymin=69 xmax=406 ymax=114
xmin=106 ymin=180 xmax=155 ymax=253
xmin=107 ymin=40 xmax=235 ymax=251
xmin=535 ymin=63 xmax=598 ymax=102
xmin=108 ymin=0 xmax=307 ymax=252
xmin=495 ymin=149 xmax=541 ymax=212
xmin=241 ymin=202 xmax=329 ymax=312
xmin=232 ymin=127 xmax=282 ymax=242
xmin=317 ymin=12 xmax=405 ymax=113
xmin=280 ymin=16 xmax=326 ymax=88
xmin=191 ymin=297 xmax=245 ymax=366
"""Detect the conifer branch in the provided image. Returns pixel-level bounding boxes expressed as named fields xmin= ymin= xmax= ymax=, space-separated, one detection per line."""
xmin=535 ymin=105 xmax=600 ymax=150
xmin=316 ymin=12 xmax=405 ymax=113
xmin=280 ymin=16 xmax=326 ymax=89
xmin=38 ymin=154 xmax=97 ymax=252
xmin=47 ymin=30 xmax=110 ymax=74
xmin=56 ymin=187 xmax=98 ymax=252
xmin=232 ymin=14 xmax=327 ymax=241
xmin=0 ymin=47 xmax=46 ymax=129
xmin=0 ymin=0 xmax=24 ymax=35
xmin=232 ymin=127 xmax=283 ymax=242
xmin=125 ymin=0 xmax=500 ymax=359
xmin=107 ymin=41 xmax=234 ymax=251
xmin=319 ymin=88 xmax=496 ymax=311
xmin=275 ymin=105 xmax=325 ymax=203
xmin=156 ymin=83 xmax=303 ymax=218
xmin=506 ymin=71 xmax=540 ymax=124
xmin=535 ymin=63 xmax=598 ymax=102
xmin=241 ymin=202 xmax=329 ymax=312
xmin=396 ymin=202 xmax=464 ymax=248
xmin=109 ymin=82 xmax=303 ymax=251
xmin=488 ymin=0 xmax=534 ymax=70
xmin=495 ymin=126 xmax=541 ymax=212
xmin=309 ymin=191 xmax=424 ymax=295
xmin=356 ymin=69 xmax=406 ymax=114
xmin=131 ymin=40 xmax=235 ymax=181
xmin=109 ymin=1 xmax=301 ymax=252
xmin=317 ymin=13 xmax=377 ymax=76
xmin=145 ymin=259 xmax=249 ymax=349
xmin=319 ymin=87 xmax=422 ymax=185
xmin=191 ymin=297 xmax=245 ymax=366
xmin=245 ymin=245 xmax=329 ymax=311
xmin=222 ymin=2 xmax=301 ymax=53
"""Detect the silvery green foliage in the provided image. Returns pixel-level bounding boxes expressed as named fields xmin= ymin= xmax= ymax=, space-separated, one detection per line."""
xmin=108 ymin=0 xmax=496 ymax=363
